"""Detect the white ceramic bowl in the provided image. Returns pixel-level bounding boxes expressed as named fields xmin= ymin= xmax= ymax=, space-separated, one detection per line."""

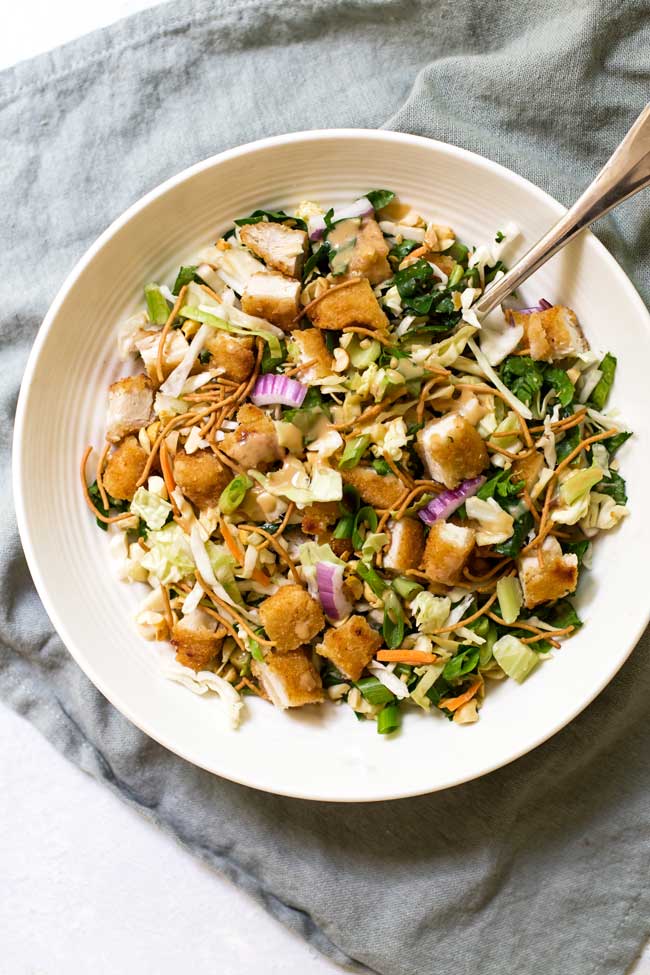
xmin=14 ymin=130 xmax=650 ymax=802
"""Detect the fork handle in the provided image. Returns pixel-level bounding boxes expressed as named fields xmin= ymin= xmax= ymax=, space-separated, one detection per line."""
xmin=474 ymin=103 xmax=650 ymax=317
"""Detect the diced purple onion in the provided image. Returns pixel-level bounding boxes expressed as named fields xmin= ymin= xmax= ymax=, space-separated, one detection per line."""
xmin=331 ymin=196 xmax=374 ymax=223
xmin=517 ymin=298 xmax=552 ymax=313
xmin=250 ymin=373 xmax=308 ymax=408
xmin=308 ymin=214 xmax=327 ymax=241
xmin=316 ymin=562 xmax=352 ymax=621
xmin=418 ymin=475 xmax=486 ymax=527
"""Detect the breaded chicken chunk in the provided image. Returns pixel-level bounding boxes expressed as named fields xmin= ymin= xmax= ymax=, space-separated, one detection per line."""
xmin=511 ymin=450 xmax=545 ymax=493
xmin=259 ymin=585 xmax=325 ymax=652
xmin=240 ymin=222 xmax=308 ymax=278
xmin=204 ymin=332 xmax=255 ymax=384
xmin=383 ymin=518 xmax=425 ymax=572
xmin=346 ymin=218 xmax=391 ymax=285
xmin=173 ymin=448 xmax=231 ymax=509
xmin=292 ymin=328 xmax=333 ymax=381
xmin=172 ymin=609 xmax=224 ymax=671
xmin=341 ymin=466 xmax=404 ymax=509
xmin=421 ymin=521 xmax=476 ymax=586
xmin=103 ymin=436 xmax=148 ymax=501
xmin=221 ymin=403 xmax=283 ymax=471
xmin=241 ymin=271 xmax=301 ymax=329
xmin=135 ymin=329 xmax=190 ymax=381
xmin=517 ymin=536 xmax=578 ymax=609
xmin=106 ymin=373 xmax=154 ymax=443
xmin=417 ymin=413 xmax=489 ymax=489
xmin=317 ymin=615 xmax=382 ymax=681
xmin=310 ymin=278 xmax=389 ymax=332
xmin=507 ymin=306 xmax=588 ymax=362
xmin=252 ymin=649 xmax=324 ymax=708
xmin=301 ymin=501 xmax=340 ymax=537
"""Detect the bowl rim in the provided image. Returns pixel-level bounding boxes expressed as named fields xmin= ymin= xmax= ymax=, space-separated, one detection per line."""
xmin=13 ymin=127 xmax=650 ymax=802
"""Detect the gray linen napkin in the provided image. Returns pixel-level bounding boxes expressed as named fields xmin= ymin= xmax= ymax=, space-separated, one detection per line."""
xmin=2 ymin=1 xmax=650 ymax=972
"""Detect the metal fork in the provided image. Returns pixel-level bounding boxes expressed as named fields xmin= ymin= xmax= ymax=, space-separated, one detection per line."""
xmin=474 ymin=103 xmax=650 ymax=318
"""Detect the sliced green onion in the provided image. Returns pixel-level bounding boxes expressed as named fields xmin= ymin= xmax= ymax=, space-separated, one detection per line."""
xmin=355 ymin=676 xmax=395 ymax=706
xmin=392 ymin=577 xmax=423 ymax=600
xmin=377 ymin=703 xmax=401 ymax=735
xmin=447 ymin=241 xmax=469 ymax=264
xmin=352 ymin=505 xmax=378 ymax=550
xmin=372 ymin=458 xmax=392 ymax=476
xmin=447 ymin=264 xmax=464 ymax=288
xmin=219 ymin=474 xmax=253 ymax=515
xmin=248 ymin=638 xmax=264 ymax=662
xmin=356 ymin=561 xmax=386 ymax=597
xmin=338 ymin=435 xmax=370 ymax=470
xmin=442 ymin=646 xmax=480 ymax=680
xmin=333 ymin=514 xmax=355 ymax=539
xmin=590 ymin=352 xmax=616 ymax=410
xmin=496 ymin=576 xmax=523 ymax=625
xmin=145 ymin=283 xmax=170 ymax=325
xmin=382 ymin=590 xmax=405 ymax=649
xmin=172 ymin=265 xmax=198 ymax=295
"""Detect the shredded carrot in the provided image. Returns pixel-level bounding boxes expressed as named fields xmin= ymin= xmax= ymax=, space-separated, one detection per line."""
xmin=376 ymin=649 xmax=439 ymax=665
xmin=219 ymin=517 xmax=273 ymax=587
xmin=80 ymin=447 xmax=134 ymax=524
xmin=156 ymin=284 xmax=188 ymax=385
xmin=438 ymin=677 xmax=482 ymax=712
xmin=238 ymin=523 xmax=302 ymax=586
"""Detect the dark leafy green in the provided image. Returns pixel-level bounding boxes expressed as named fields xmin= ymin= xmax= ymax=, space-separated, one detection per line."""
xmin=261 ymin=339 xmax=286 ymax=373
xmin=597 ymin=470 xmax=627 ymax=504
xmin=388 ymin=239 xmax=420 ymax=265
xmin=302 ymin=242 xmax=330 ymax=280
xmin=543 ymin=365 xmax=574 ymax=407
xmin=562 ymin=538 xmax=590 ymax=566
xmin=555 ymin=423 xmax=582 ymax=463
xmin=494 ymin=510 xmax=534 ymax=557
xmin=500 ymin=356 xmax=575 ymax=409
xmin=443 ymin=646 xmax=480 ymax=681
xmin=198 ymin=349 xmax=211 ymax=364
xmin=234 ymin=208 xmax=307 ymax=231
xmin=365 ymin=189 xmax=395 ymax=210
xmin=477 ymin=470 xmax=524 ymax=504
xmin=372 ymin=458 xmax=392 ymax=476
xmin=602 ymin=430 xmax=631 ymax=457
xmin=172 ymin=265 xmax=199 ymax=294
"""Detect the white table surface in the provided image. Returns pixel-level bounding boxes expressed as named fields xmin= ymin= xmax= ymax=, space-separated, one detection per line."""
xmin=2 ymin=5 xmax=648 ymax=974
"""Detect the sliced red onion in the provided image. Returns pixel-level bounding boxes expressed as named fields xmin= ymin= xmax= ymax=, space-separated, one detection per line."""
xmin=250 ymin=373 xmax=308 ymax=408
xmin=418 ymin=475 xmax=486 ymax=527
xmin=308 ymin=214 xmax=327 ymax=241
xmin=316 ymin=562 xmax=352 ymax=621
xmin=517 ymin=298 xmax=553 ymax=313
xmin=331 ymin=196 xmax=374 ymax=223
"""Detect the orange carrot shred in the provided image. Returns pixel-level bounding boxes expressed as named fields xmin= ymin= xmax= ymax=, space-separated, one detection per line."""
xmin=438 ymin=677 xmax=482 ymax=713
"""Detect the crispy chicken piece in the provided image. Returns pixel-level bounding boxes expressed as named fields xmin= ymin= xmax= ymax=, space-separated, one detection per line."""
xmin=135 ymin=329 xmax=190 ymax=381
xmin=301 ymin=501 xmax=340 ymax=537
xmin=421 ymin=521 xmax=476 ymax=586
xmin=241 ymin=271 xmax=301 ymax=330
xmin=517 ymin=536 xmax=578 ymax=609
xmin=173 ymin=449 xmax=231 ymax=510
xmin=383 ymin=518 xmax=425 ymax=572
xmin=106 ymin=373 xmax=154 ymax=443
xmin=309 ymin=277 xmax=389 ymax=332
xmin=341 ymin=466 xmax=404 ymax=509
xmin=511 ymin=450 xmax=545 ymax=493
xmin=346 ymin=218 xmax=391 ymax=285
xmin=239 ymin=222 xmax=308 ymax=278
xmin=252 ymin=649 xmax=324 ymax=708
xmin=102 ymin=436 xmax=148 ymax=501
xmin=292 ymin=328 xmax=333 ymax=381
xmin=259 ymin=584 xmax=325 ymax=653
xmin=221 ymin=403 xmax=283 ymax=472
xmin=317 ymin=615 xmax=382 ymax=681
xmin=203 ymin=332 xmax=255 ymax=384
xmin=506 ymin=306 xmax=589 ymax=362
xmin=417 ymin=413 xmax=489 ymax=489
xmin=172 ymin=609 xmax=224 ymax=671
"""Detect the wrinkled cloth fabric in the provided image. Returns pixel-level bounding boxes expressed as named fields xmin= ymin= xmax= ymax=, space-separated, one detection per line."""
xmin=2 ymin=2 xmax=650 ymax=973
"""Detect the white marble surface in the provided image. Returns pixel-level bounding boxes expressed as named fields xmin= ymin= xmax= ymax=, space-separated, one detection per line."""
xmin=2 ymin=4 xmax=648 ymax=973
